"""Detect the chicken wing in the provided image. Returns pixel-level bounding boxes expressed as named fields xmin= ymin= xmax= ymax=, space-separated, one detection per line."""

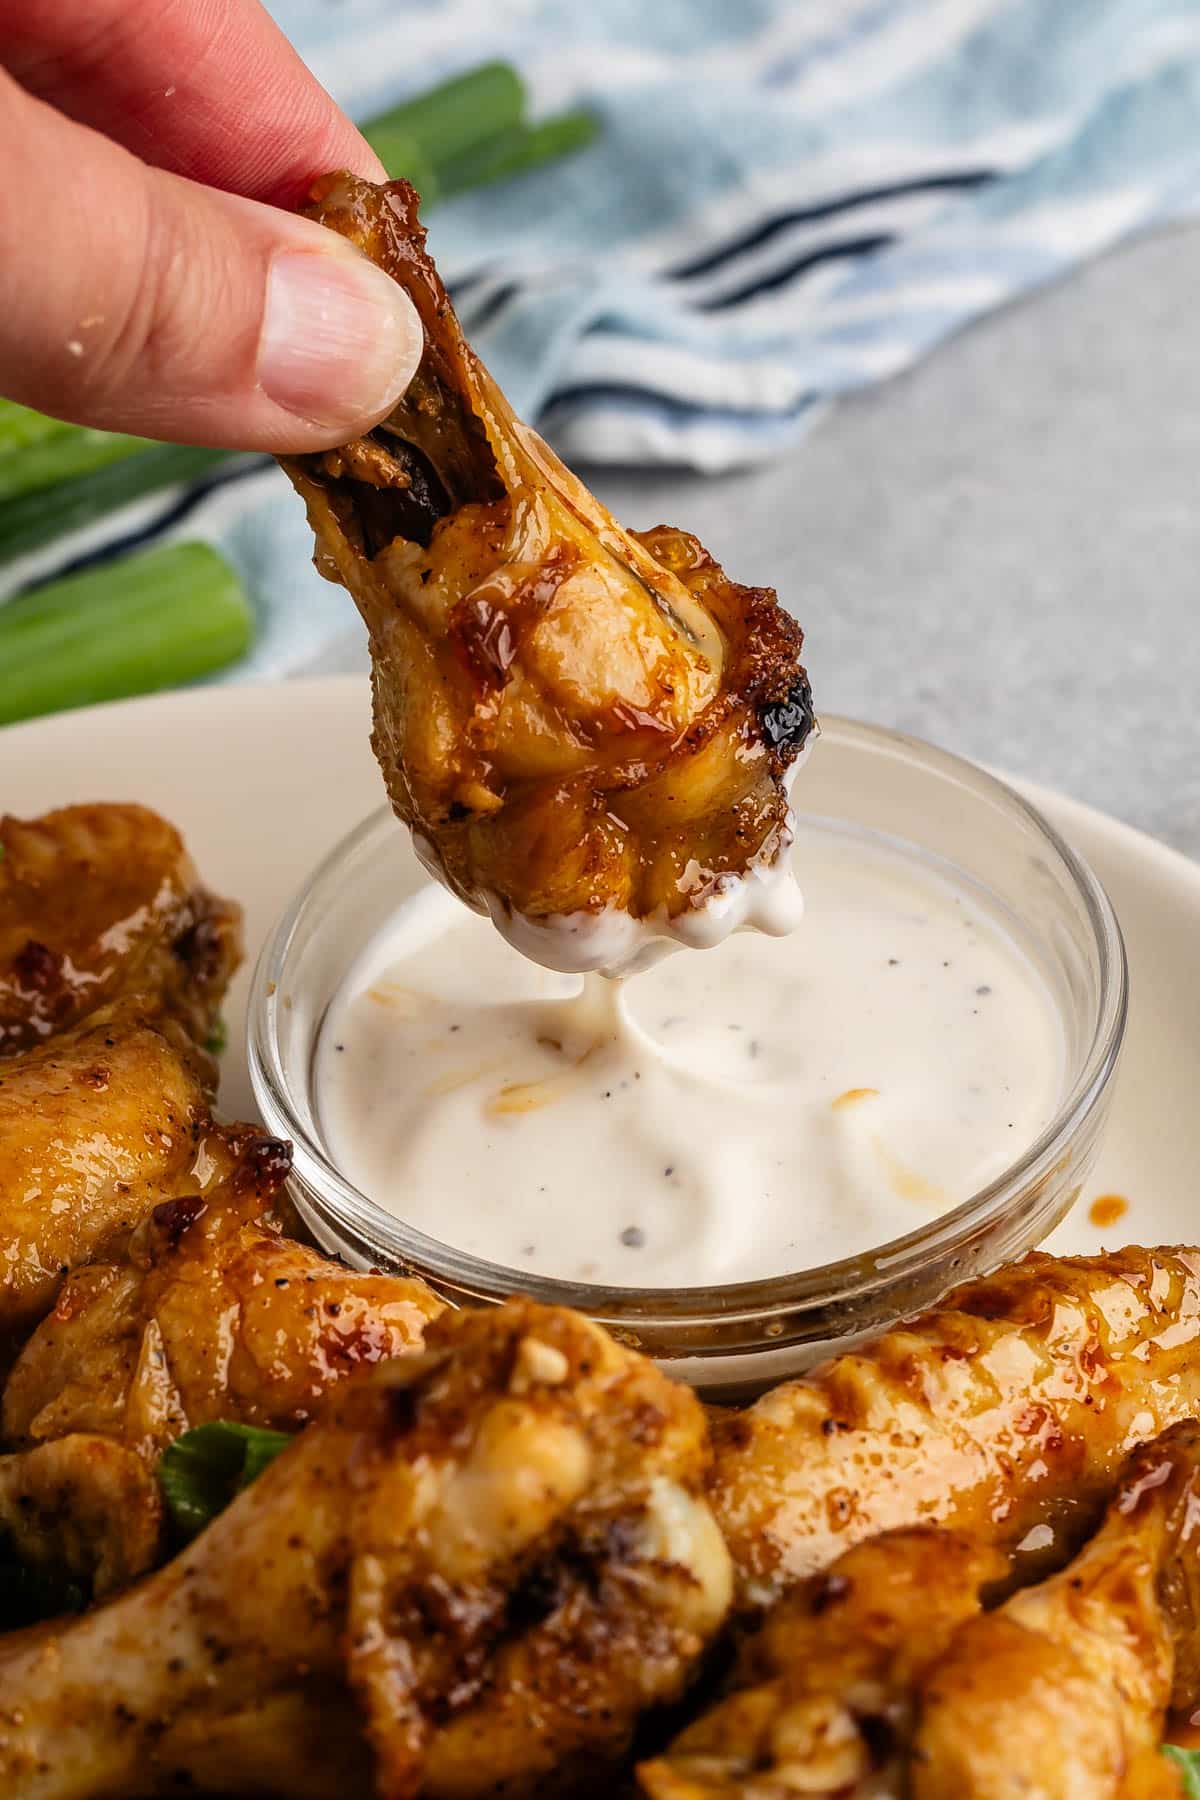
xmin=710 ymin=1247 xmax=1200 ymax=1610
xmin=639 ymin=1528 xmax=1007 ymax=1800
xmin=279 ymin=175 xmax=813 ymax=973
xmin=910 ymin=1419 xmax=1200 ymax=1799
xmin=0 ymin=804 xmax=241 ymax=1056
xmin=0 ymin=1435 xmax=164 ymax=1602
xmin=0 ymin=997 xmax=237 ymax=1347
xmin=4 ymin=1132 xmax=442 ymax=1461
xmin=0 ymin=1301 xmax=732 ymax=1799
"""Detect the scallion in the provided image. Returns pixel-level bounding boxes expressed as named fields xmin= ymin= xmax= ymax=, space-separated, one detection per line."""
xmin=1165 ymin=1747 xmax=1200 ymax=1796
xmin=363 ymin=60 xmax=525 ymax=177
xmin=0 ymin=444 xmax=235 ymax=568
xmin=157 ymin=1422 xmax=291 ymax=1542
xmin=436 ymin=108 xmax=599 ymax=199
xmin=0 ymin=541 xmax=254 ymax=725
xmin=0 ymin=400 xmax=152 ymax=503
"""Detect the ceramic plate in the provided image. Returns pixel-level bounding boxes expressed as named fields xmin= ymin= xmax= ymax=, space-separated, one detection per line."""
xmin=0 ymin=676 xmax=1191 ymax=1256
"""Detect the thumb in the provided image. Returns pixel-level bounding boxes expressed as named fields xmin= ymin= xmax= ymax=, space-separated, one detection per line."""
xmin=0 ymin=75 xmax=423 ymax=452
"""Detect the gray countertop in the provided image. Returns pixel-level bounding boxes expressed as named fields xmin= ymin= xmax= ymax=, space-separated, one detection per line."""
xmin=319 ymin=221 xmax=1200 ymax=861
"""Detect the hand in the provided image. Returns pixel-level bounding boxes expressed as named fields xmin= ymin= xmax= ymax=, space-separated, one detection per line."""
xmin=0 ymin=0 xmax=423 ymax=451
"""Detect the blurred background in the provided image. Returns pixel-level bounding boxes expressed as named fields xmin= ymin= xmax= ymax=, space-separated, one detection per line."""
xmin=4 ymin=0 xmax=1200 ymax=851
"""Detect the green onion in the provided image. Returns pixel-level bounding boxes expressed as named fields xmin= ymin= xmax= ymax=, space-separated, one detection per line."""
xmin=363 ymin=61 xmax=525 ymax=179
xmin=205 ymin=1014 xmax=229 ymax=1058
xmin=0 ymin=541 xmax=254 ymax=726
xmin=1166 ymin=1747 xmax=1200 ymax=1795
xmin=436 ymin=109 xmax=599 ymax=200
xmin=157 ymin=1422 xmax=291 ymax=1542
xmin=0 ymin=398 xmax=71 ymax=453
xmin=0 ymin=444 xmax=234 ymax=568
xmin=0 ymin=400 xmax=152 ymax=504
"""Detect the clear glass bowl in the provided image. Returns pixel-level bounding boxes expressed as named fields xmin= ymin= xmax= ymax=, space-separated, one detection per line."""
xmin=248 ymin=718 xmax=1127 ymax=1401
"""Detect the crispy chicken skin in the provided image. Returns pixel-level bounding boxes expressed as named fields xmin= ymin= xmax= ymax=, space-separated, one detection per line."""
xmin=279 ymin=175 xmax=813 ymax=966
xmin=0 ymin=1302 xmax=732 ymax=1800
xmin=710 ymin=1248 xmax=1200 ymax=1610
xmin=0 ymin=804 xmax=241 ymax=1056
xmin=910 ymin=1420 xmax=1200 ymax=1799
xmin=0 ymin=998 xmax=235 ymax=1346
xmin=639 ymin=1528 xmax=1007 ymax=1800
xmin=3 ymin=1134 xmax=443 ymax=1462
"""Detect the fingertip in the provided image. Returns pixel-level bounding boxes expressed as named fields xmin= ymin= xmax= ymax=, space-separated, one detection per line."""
xmin=256 ymin=240 xmax=424 ymax=447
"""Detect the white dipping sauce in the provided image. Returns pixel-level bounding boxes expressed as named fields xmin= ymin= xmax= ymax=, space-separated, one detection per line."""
xmin=316 ymin=825 xmax=1066 ymax=1287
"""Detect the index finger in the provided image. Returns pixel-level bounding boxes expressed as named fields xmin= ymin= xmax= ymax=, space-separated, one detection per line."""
xmin=3 ymin=0 xmax=385 ymax=206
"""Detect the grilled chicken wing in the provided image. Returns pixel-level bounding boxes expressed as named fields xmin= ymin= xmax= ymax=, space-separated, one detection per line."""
xmin=639 ymin=1528 xmax=1007 ymax=1800
xmin=0 ymin=804 xmax=241 ymax=1056
xmin=279 ymin=175 xmax=813 ymax=973
xmin=711 ymin=1248 xmax=1200 ymax=1610
xmin=910 ymin=1419 xmax=1200 ymax=1799
xmin=0 ymin=1435 xmax=164 ymax=1601
xmin=0 ymin=998 xmax=237 ymax=1347
xmin=0 ymin=1302 xmax=731 ymax=1799
xmin=3 ymin=1134 xmax=442 ymax=1462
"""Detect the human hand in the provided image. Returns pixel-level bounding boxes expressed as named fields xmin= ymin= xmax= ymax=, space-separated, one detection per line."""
xmin=0 ymin=0 xmax=423 ymax=451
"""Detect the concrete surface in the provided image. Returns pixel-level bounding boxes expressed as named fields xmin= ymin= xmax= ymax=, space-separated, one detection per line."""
xmin=316 ymin=222 xmax=1200 ymax=860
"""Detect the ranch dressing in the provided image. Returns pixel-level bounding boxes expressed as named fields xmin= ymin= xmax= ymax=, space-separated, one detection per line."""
xmin=316 ymin=825 xmax=1066 ymax=1287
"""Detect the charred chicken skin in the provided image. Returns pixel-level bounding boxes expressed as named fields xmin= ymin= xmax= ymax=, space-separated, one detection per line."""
xmin=710 ymin=1247 xmax=1200 ymax=1610
xmin=0 ymin=1302 xmax=732 ymax=1800
xmin=279 ymin=175 xmax=813 ymax=970
xmin=3 ymin=1134 xmax=443 ymax=1463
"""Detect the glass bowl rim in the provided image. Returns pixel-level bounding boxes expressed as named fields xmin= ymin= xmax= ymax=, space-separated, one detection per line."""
xmin=247 ymin=715 xmax=1128 ymax=1329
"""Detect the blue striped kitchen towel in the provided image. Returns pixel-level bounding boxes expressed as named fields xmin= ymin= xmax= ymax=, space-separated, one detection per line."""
xmin=12 ymin=0 xmax=1200 ymax=679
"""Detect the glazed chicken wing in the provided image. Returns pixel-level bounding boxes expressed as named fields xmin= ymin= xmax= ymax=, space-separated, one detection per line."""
xmin=0 ymin=804 xmax=245 ymax=1348
xmin=0 ymin=804 xmax=241 ymax=1056
xmin=279 ymin=175 xmax=813 ymax=972
xmin=710 ymin=1247 xmax=1200 ymax=1610
xmin=0 ymin=1435 xmax=164 ymax=1602
xmin=0 ymin=1302 xmax=731 ymax=1799
xmin=639 ymin=1528 xmax=1007 ymax=1800
xmin=3 ymin=1133 xmax=442 ymax=1462
xmin=910 ymin=1419 xmax=1200 ymax=1799
xmin=647 ymin=1421 xmax=1200 ymax=1800
xmin=0 ymin=997 xmax=234 ymax=1347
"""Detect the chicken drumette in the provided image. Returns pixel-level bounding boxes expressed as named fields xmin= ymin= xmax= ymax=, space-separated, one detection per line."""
xmin=279 ymin=176 xmax=813 ymax=972
xmin=0 ymin=1302 xmax=731 ymax=1799
xmin=3 ymin=1132 xmax=442 ymax=1461
xmin=639 ymin=1528 xmax=1007 ymax=1800
xmin=710 ymin=1247 xmax=1200 ymax=1610
xmin=645 ymin=1421 xmax=1200 ymax=1800
xmin=909 ymin=1419 xmax=1200 ymax=1799
xmin=0 ymin=804 xmax=240 ymax=1056
xmin=0 ymin=805 xmax=244 ymax=1347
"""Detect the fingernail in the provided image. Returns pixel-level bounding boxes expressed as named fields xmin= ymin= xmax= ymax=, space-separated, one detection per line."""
xmin=258 ymin=247 xmax=423 ymax=431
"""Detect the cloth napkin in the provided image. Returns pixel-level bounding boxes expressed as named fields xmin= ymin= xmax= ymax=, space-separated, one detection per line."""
xmin=14 ymin=0 xmax=1200 ymax=680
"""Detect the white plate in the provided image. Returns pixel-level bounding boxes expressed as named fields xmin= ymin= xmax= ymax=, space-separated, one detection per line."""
xmin=0 ymin=677 xmax=1192 ymax=1257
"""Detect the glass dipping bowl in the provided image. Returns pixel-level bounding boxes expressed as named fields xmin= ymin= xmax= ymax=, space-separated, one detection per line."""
xmin=248 ymin=718 xmax=1127 ymax=1401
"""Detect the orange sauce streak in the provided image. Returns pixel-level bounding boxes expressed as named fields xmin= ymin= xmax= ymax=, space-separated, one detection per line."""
xmin=832 ymin=1087 xmax=879 ymax=1110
